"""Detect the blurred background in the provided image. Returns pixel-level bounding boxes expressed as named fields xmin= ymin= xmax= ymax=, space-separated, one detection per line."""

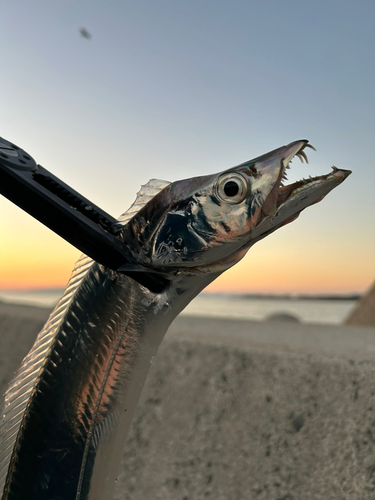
xmin=0 ymin=0 xmax=374 ymax=322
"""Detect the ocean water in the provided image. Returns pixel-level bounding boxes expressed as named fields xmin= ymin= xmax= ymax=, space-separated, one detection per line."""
xmin=0 ymin=289 xmax=357 ymax=325
xmin=182 ymin=294 xmax=357 ymax=325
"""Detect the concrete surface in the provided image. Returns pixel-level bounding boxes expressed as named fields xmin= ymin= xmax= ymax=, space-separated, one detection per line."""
xmin=346 ymin=281 xmax=375 ymax=327
xmin=1 ymin=303 xmax=375 ymax=499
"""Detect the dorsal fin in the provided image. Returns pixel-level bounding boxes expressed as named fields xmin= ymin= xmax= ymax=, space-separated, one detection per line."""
xmin=117 ymin=178 xmax=170 ymax=225
xmin=0 ymin=178 xmax=170 ymax=495
xmin=0 ymin=254 xmax=94 ymax=494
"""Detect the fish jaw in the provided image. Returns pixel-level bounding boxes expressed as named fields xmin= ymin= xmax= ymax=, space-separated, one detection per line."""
xmin=250 ymin=166 xmax=351 ymax=244
xmin=247 ymin=140 xmax=310 ymax=217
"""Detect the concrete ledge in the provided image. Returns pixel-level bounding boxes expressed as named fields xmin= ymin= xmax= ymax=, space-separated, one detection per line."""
xmin=168 ymin=315 xmax=375 ymax=362
xmin=1 ymin=308 xmax=375 ymax=499
xmin=116 ymin=320 xmax=375 ymax=500
xmin=346 ymin=281 xmax=375 ymax=327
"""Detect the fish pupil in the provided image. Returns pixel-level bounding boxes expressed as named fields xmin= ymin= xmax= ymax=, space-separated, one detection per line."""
xmin=224 ymin=181 xmax=239 ymax=197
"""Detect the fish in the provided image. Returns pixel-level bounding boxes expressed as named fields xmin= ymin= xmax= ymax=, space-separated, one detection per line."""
xmin=0 ymin=140 xmax=350 ymax=500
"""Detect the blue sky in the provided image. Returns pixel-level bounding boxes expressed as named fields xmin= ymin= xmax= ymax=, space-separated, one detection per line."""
xmin=0 ymin=0 xmax=374 ymax=293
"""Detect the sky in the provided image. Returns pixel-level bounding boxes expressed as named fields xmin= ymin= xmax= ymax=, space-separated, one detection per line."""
xmin=0 ymin=0 xmax=374 ymax=294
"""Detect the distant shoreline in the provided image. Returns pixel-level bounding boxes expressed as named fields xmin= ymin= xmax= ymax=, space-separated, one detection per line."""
xmin=0 ymin=288 xmax=362 ymax=301
xmin=226 ymin=293 xmax=362 ymax=301
xmin=0 ymin=290 xmax=359 ymax=325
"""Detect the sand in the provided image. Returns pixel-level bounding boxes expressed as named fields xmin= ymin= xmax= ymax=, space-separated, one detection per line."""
xmin=1 ymin=300 xmax=375 ymax=499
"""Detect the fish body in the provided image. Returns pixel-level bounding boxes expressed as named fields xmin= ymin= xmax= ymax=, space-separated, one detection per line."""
xmin=0 ymin=141 xmax=350 ymax=499
xmin=1 ymin=260 xmax=210 ymax=500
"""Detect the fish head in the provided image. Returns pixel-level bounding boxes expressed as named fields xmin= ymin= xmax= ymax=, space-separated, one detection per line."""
xmin=119 ymin=140 xmax=351 ymax=278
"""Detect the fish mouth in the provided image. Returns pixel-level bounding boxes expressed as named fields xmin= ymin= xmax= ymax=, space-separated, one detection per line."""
xmin=252 ymin=140 xmax=351 ymax=242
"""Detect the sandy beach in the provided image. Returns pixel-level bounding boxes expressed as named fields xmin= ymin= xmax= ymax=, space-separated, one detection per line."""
xmin=1 ymin=300 xmax=375 ymax=499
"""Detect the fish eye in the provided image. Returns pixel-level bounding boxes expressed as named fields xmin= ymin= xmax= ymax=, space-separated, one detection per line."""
xmin=215 ymin=173 xmax=248 ymax=204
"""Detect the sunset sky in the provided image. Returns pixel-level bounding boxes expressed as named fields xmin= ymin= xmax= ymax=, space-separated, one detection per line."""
xmin=0 ymin=0 xmax=374 ymax=294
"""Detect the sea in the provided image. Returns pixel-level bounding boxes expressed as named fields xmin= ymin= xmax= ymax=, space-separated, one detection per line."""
xmin=0 ymin=289 xmax=358 ymax=325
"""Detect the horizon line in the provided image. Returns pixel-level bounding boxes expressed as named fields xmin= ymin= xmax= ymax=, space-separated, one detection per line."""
xmin=0 ymin=287 xmax=363 ymax=299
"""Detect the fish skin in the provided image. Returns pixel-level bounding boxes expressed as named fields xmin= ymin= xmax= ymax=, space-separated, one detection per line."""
xmin=0 ymin=141 xmax=350 ymax=499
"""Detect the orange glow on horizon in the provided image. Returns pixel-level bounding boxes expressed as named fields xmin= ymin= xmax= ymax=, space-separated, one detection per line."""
xmin=0 ymin=202 xmax=373 ymax=294
xmin=0 ymin=237 xmax=372 ymax=294
xmin=0 ymin=209 xmax=81 ymax=289
xmin=0 ymin=248 xmax=80 ymax=290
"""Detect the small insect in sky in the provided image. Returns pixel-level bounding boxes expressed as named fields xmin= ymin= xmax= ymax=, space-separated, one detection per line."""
xmin=79 ymin=28 xmax=92 ymax=40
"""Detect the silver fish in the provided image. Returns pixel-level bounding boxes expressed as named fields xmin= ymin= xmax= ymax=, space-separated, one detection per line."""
xmin=0 ymin=140 xmax=350 ymax=499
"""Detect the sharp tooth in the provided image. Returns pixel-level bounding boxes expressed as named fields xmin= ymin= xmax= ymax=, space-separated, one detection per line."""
xmin=305 ymin=144 xmax=317 ymax=151
xmin=296 ymin=153 xmax=305 ymax=163
xmin=300 ymin=150 xmax=309 ymax=163
xmin=286 ymin=165 xmax=290 ymax=170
